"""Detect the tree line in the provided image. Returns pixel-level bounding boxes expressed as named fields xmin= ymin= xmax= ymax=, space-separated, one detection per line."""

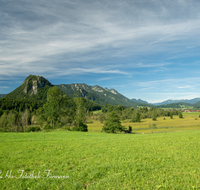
xmin=0 ymin=86 xmax=183 ymax=133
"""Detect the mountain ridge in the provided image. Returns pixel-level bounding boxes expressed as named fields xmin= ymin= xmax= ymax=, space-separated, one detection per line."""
xmin=56 ymin=83 xmax=141 ymax=107
xmin=152 ymin=98 xmax=200 ymax=105
xmin=4 ymin=75 xmax=200 ymax=109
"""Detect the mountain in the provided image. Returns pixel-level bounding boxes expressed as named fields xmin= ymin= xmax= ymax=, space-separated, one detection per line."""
xmin=0 ymin=94 xmax=6 ymax=99
xmin=156 ymin=102 xmax=194 ymax=109
xmin=152 ymin=98 xmax=200 ymax=106
xmin=5 ymin=75 xmax=53 ymax=100
xmin=131 ymin=98 xmax=149 ymax=104
xmin=56 ymin=83 xmax=143 ymax=107
xmin=4 ymin=75 xmax=152 ymax=108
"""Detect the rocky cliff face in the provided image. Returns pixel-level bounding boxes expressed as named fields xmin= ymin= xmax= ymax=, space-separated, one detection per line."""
xmin=5 ymin=75 xmax=53 ymax=100
xmin=23 ymin=75 xmax=53 ymax=95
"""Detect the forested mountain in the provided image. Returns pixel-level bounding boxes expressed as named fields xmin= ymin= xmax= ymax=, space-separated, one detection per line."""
xmin=56 ymin=84 xmax=143 ymax=107
xmin=5 ymin=75 xmax=53 ymax=100
xmin=0 ymin=94 xmax=6 ymax=99
xmin=2 ymin=75 xmax=152 ymax=108
xmin=156 ymin=102 xmax=193 ymax=109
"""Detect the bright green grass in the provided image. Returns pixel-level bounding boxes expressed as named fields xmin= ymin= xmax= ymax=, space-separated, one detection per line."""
xmin=1 ymin=131 xmax=200 ymax=189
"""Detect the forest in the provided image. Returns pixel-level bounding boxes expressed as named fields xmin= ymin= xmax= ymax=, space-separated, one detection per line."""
xmin=0 ymin=86 xmax=182 ymax=133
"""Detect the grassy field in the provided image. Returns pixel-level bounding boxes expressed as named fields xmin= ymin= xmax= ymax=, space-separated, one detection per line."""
xmin=1 ymin=113 xmax=200 ymax=189
xmin=1 ymin=130 xmax=200 ymax=189
xmin=88 ymin=112 xmax=200 ymax=133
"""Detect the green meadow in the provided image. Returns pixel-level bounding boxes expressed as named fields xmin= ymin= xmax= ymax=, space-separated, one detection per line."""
xmin=88 ymin=112 xmax=200 ymax=133
xmin=1 ymin=113 xmax=200 ymax=189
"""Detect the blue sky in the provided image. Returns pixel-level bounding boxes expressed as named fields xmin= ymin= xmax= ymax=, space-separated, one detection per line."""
xmin=1 ymin=0 xmax=200 ymax=103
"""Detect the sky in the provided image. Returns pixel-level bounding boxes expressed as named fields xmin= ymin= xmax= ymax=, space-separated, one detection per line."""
xmin=1 ymin=0 xmax=200 ymax=103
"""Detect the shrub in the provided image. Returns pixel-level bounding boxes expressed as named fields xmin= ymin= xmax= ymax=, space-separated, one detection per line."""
xmin=64 ymin=126 xmax=71 ymax=131
xmin=179 ymin=112 xmax=183 ymax=118
xmin=152 ymin=117 xmax=157 ymax=121
xmin=73 ymin=122 xmax=88 ymax=132
xmin=26 ymin=126 xmax=41 ymax=132
xmin=44 ymin=124 xmax=52 ymax=130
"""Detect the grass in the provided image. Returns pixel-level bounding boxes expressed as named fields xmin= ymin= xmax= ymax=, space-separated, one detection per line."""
xmin=87 ymin=113 xmax=200 ymax=133
xmin=1 ymin=131 xmax=200 ymax=189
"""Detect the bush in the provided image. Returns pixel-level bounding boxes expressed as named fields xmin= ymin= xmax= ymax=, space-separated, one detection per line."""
xmin=73 ymin=122 xmax=88 ymax=132
xmin=26 ymin=126 xmax=41 ymax=132
xmin=64 ymin=126 xmax=71 ymax=131
xmin=179 ymin=112 xmax=183 ymax=118
xmin=44 ymin=124 xmax=52 ymax=130
xmin=152 ymin=117 xmax=157 ymax=121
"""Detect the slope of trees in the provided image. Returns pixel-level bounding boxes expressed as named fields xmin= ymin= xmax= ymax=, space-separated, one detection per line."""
xmin=0 ymin=86 xmax=101 ymax=132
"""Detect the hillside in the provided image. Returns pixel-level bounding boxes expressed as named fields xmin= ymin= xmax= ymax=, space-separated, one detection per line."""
xmin=56 ymin=83 xmax=141 ymax=107
xmin=156 ymin=102 xmax=194 ymax=109
xmin=3 ymin=75 xmax=153 ymax=108
xmin=5 ymin=75 xmax=53 ymax=100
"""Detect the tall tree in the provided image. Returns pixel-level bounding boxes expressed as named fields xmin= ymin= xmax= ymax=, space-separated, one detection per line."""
xmin=73 ymin=98 xmax=88 ymax=131
xmin=43 ymin=87 xmax=65 ymax=128
xmin=102 ymin=111 xmax=125 ymax=133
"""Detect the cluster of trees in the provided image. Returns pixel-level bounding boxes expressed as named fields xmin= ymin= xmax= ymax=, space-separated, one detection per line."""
xmin=99 ymin=105 xmax=181 ymax=124
xmin=98 ymin=105 xmax=183 ymax=133
xmin=0 ymin=87 xmax=100 ymax=132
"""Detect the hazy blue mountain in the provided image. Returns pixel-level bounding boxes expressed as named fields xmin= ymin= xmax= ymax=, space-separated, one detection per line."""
xmin=152 ymin=98 xmax=200 ymax=106
xmin=131 ymin=98 xmax=149 ymax=104
xmin=156 ymin=102 xmax=193 ymax=109
xmin=0 ymin=94 xmax=6 ymax=99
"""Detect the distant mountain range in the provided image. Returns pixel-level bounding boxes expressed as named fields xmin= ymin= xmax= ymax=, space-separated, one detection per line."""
xmin=152 ymin=98 xmax=200 ymax=106
xmin=2 ymin=75 xmax=200 ymax=109
xmin=0 ymin=94 xmax=6 ymax=99
xmin=131 ymin=98 xmax=149 ymax=104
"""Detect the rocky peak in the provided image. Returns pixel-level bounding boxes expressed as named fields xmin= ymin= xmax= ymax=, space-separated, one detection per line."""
xmin=92 ymin=85 xmax=104 ymax=92
xmin=110 ymin=88 xmax=118 ymax=95
xmin=23 ymin=75 xmax=53 ymax=95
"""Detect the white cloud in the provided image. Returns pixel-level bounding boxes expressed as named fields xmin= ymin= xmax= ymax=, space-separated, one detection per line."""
xmin=1 ymin=0 xmax=200 ymax=101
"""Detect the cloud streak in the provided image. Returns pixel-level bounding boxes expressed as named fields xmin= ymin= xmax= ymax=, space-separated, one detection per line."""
xmin=1 ymin=0 xmax=200 ymax=101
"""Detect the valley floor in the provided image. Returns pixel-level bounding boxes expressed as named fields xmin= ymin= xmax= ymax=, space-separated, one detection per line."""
xmin=88 ymin=112 xmax=200 ymax=133
xmin=1 ymin=129 xmax=200 ymax=189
